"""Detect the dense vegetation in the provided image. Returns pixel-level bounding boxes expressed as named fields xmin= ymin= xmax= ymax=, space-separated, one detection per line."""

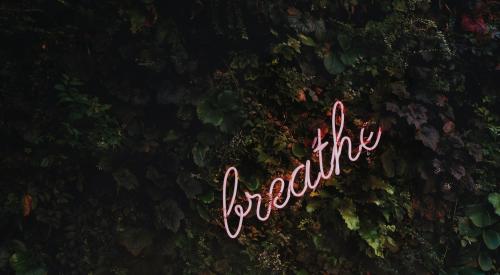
xmin=1 ymin=0 xmax=499 ymax=274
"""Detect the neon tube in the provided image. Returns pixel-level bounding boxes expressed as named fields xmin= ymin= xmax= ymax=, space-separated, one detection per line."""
xmin=222 ymin=101 xmax=382 ymax=238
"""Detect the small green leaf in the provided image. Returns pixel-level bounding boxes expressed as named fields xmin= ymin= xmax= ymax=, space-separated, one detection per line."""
xmin=306 ymin=200 xmax=321 ymax=213
xmin=323 ymin=53 xmax=345 ymax=75
xmin=199 ymin=191 xmax=214 ymax=204
xmin=298 ymin=34 xmax=316 ymax=47
xmin=478 ymin=252 xmax=493 ymax=271
xmin=192 ymin=144 xmax=209 ymax=167
xmin=369 ymin=176 xmax=394 ymax=194
xmin=196 ymin=204 xmax=210 ymax=221
xmin=242 ymin=176 xmax=262 ymax=191
xmin=487 ymin=193 xmax=500 ymax=216
xmin=359 ymin=227 xmax=384 ymax=257
xmin=337 ymin=34 xmax=352 ymax=50
xmin=482 ymin=229 xmax=500 ymax=250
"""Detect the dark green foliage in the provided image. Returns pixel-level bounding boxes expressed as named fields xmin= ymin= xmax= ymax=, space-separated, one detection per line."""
xmin=0 ymin=0 xmax=499 ymax=274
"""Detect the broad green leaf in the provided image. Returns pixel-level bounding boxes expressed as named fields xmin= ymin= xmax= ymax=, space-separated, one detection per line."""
xmin=478 ymin=252 xmax=493 ymax=271
xmin=337 ymin=34 xmax=352 ymax=50
xmin=217 ymin=90 xmax=238 ymax=110
xmin=468 ymin=208 xmax=497 ymax=228
xmin=458 ymin=217 xmax=481 ymax=237
xmin=339 ymin=51 xmax=358 ymax=66
xmin=323 ymin=53 xmax=345 ymax=75
xmin=487 ymin=193 xmax=500 ymax=216
xmin=482 ymin=229 xmax=500 ymax=250
xmin=196 ymin=100 xmax=223 ymax=126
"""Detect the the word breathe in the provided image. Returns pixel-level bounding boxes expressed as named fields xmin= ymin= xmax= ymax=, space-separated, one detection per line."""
xmin=222 ymin=101 xmax=382 ymax=238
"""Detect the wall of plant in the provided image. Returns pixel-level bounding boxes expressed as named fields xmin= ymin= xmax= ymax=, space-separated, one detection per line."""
xmin=1 ymin=0 xmax=499 ymax=274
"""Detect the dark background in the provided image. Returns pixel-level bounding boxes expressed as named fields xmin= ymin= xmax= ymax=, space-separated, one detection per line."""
xmin=1 ymin=0 xmax=499 ymax=274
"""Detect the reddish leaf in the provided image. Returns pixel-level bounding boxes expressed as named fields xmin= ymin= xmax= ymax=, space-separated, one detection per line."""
xmin=23 ymin=194 xmax=32 ymax=217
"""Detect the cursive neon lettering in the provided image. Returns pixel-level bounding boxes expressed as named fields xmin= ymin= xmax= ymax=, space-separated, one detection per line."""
xmin=222 ymin=101 xmax=382 ymax=238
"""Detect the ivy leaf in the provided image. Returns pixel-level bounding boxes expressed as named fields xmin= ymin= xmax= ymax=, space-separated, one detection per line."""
xmin=323 ymin=53 xmax=345 ymax=75
xmin=416 ymin=126 xmax=439 ymax=151
xmin=359 ymin=227 xmax=384 ymax=257
xmin=369 ymin=176 xmax=395 ymax=194
xmin=482 ymin=229 xmax=500 ymax=250
xmin=113 ymin=169 xmax=139 ymax=191
xmin=156 ymin=200 xmax=185 ymax=232
xmin=176 ymin=173 xmax=202 ymax=199
xmin=487 ymin=193 xmax=500 ymax=216
xmin=192 ymin=143 xmax=209 ymax=167
xmin=197 ymin=100 xmax=223 ymax=126
xmin=298 ymin=34 xmax=316 ymax=47
xmin=338 ymin=199 xmax=359 ymax=230
xmin=478 ymin=252 xmax=493 ymax=271
xmin=118 ymin=228 xmax=153 ymax=256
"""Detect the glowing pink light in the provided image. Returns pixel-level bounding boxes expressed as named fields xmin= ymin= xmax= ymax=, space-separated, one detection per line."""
xmin=222 ymin=101 xmax=382 ymax=238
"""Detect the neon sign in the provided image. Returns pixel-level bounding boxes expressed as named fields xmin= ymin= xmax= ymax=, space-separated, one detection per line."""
xmin=222 ymin=101 xmax=382 ymax=238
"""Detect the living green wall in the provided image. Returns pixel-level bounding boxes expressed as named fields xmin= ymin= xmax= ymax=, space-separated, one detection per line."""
xmin=0 ymin=0 xmax=499 ymax=274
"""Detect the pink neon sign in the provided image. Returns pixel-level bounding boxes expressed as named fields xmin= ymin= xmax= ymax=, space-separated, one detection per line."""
xmin=222 ymin=101 xmax=382 ymax=238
